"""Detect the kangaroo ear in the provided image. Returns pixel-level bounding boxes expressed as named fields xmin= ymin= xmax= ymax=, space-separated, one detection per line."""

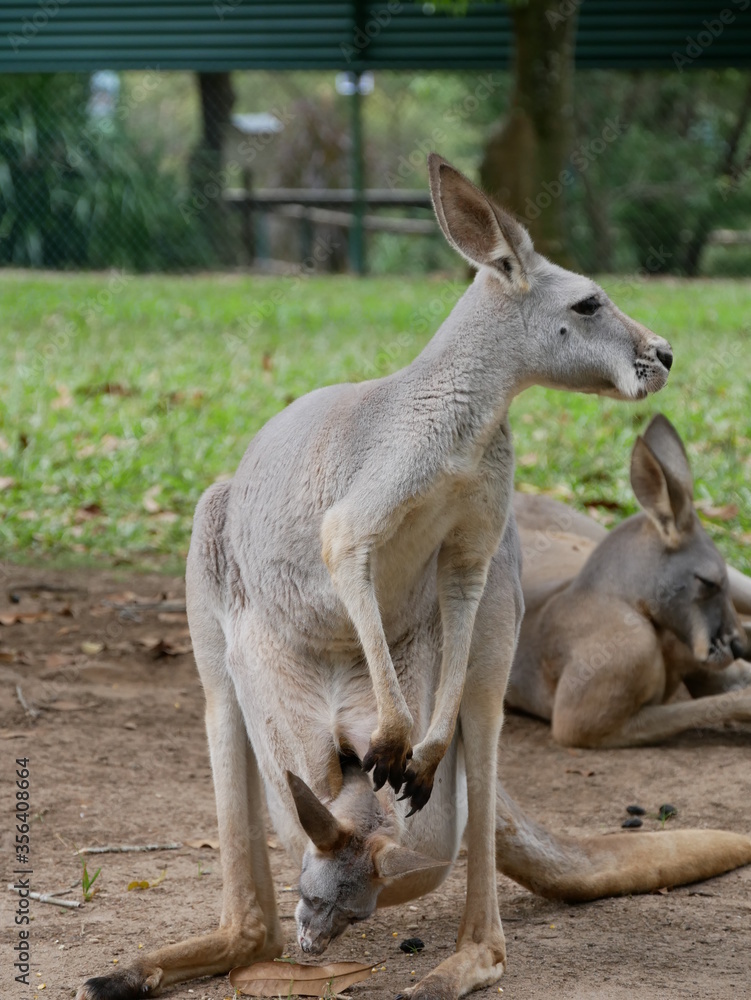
xmin=286 ymin=772 xmax=349 ymax=853
xmin=642 ymin=414 xmax=693 ymax=502
xmin=630 ymin=432 xmax=694 ymax=547
xmin=373 ymin=842 xmax=452 ymax=881
xmin=427 ymin=152 xmax=532 ymax=289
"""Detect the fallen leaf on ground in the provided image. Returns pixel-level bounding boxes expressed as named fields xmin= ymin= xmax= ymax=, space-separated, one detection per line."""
xmin=51 ymin=384 xmax=74 ymax=410
xmin=0 ymin=476 xmax=15 ymax=490
xmin=185 ymin=838 xmax=220 ymax=850
xmin=696 ymin=501 xmax=738 ymax=521
xmin=565 ymin=768 xmax=595 ymax=777
xmin=0 ymin=650 xmax=17 ymax=663
xmin=157 ymin=611 xmax=188 ymax=624
xmin=0 ymin=611 xmax=55 ymax=626
xmin=46 ymin=700 xmax=99 ymax=712
xmin=81 ymin=641 xmax=105 ymax=655
xmin=137 ymin=635 xmax=192 ymax=657
xmin=230 ymin=959 xmax=377 ymax=997
xmin=74 ymin=503 xmax=104 ymax=522
xmin=142 ymin=486 xmax=162 ymax=514
xmin=127 ymin=869 xmax=166 ymax=892
xmin=45 ymin=652 xmax=76 ymax=669
xmin=1 ymin=731 xmax=29 ymax=740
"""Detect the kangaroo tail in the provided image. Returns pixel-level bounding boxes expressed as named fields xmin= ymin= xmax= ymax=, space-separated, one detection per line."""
xmin=495 ymin=780 xmax=751 ymax=901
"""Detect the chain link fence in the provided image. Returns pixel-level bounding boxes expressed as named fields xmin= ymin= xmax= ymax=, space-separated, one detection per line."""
xmin=2 ymin=68 xmax=751 ymax=276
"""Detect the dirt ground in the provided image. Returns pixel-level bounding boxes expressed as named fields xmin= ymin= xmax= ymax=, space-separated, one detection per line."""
xmin=2 ymin=562 xmax=750 ymax=1000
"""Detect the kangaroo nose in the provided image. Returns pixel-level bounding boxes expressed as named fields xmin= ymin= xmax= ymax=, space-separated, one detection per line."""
xmin=731 ymin=635 xmax=748 ymax=660
xmin=656 ymin=347 xmax=673 ymax=371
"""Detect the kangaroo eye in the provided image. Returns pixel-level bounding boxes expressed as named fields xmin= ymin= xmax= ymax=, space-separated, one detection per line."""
xmin=571 ymin=296 xmax=600 ymax=316
xmin=696 ymin=575 xmax=720 ymax=594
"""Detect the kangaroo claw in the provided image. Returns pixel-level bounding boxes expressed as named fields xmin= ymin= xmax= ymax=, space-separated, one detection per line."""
xmin=362 ymin=736 xmax=412 ymax=793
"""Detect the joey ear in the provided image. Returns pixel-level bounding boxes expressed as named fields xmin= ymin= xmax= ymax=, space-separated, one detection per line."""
xmin=642 ymin=415 xmax=693 ymax=503
xmin=630 ymin=435 xmax=693 ymax=546
xmin=373 ymin=842 xmax=452 ymax=881
xmin=286 ymin=771 xmax=349 ymax=853
xmin=427 ymin=152 xmax=531 ymax=288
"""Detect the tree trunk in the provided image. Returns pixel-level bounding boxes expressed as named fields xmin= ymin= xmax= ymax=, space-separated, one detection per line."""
xmin=480 ymin=0 xmax=578 ymax=265
xmin=189 ymin=72 xmax=240 ymax=265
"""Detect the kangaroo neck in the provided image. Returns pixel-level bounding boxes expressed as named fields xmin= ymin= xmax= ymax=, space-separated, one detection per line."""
xmin=401 ymin=272 xmax=527 ymax=445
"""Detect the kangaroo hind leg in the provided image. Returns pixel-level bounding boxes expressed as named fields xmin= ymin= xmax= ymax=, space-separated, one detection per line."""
xmin=77 ymin=485 xmax=282 ymax=999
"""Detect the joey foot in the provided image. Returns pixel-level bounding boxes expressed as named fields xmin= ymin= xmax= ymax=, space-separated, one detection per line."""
xmin=362 ymin=731 xmax=413 ymax=792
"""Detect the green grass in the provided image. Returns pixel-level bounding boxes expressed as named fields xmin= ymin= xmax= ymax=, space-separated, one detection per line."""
xmin=1 ymin=271 xmax=749 ymax=573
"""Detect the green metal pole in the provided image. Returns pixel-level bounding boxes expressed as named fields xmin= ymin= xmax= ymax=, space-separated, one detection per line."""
xmin=350 ymin=72 xmax=365 ymax=275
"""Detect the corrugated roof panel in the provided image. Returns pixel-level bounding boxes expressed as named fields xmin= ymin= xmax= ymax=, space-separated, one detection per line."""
xmin=1 ymin=1 xmax=749 ymax=73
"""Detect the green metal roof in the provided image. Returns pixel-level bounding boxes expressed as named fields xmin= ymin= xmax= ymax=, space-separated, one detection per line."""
xmin=2 ymin=1 xmax=750 ymax=73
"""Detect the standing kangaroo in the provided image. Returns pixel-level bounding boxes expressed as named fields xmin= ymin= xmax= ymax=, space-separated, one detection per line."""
xmin=78 ymin=155 xmax=749 ymax=1000
xmin=508 ymin=414 xmax=751 ymax=747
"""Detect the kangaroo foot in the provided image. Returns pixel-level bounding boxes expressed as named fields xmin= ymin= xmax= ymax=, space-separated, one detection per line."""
xmin=395 ymin=938 xmax=506 ymax=1000
xmin=362 ymin=732 xmax=413 ymax=792
xmin=76 ymin=963 xmax=162 ymax=1000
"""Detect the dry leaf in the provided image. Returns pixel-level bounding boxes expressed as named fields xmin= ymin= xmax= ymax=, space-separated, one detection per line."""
xmin=185 ymin=838 xmax=220 ymax=850
xmin=0 ymin=611 xmax=55 ymax=626
xmin=138 ymin=636 xmax=192 ymax=657
xmin=142 ymin=485 xmax=162 ymax=514
xmin=230 ymin=959 xmax=377 ymax=997
xmin=565 ymin=768 xmax=595 ymax=777
xmin=57 ymin=625 xmax=80 ymax=636
xmin=157 ymin=611 xmax=188 ymax=624
xmin=51 ymin=384 xmax=74 ymax=410
xmin=0 ymin=476 xmax=15 ymax=490
xmin=696 ymin=501 xmax=738 ymax=522
xmin=45 ymin=652 xmax=75 ymax=669
xmin=1 ymin=731 xmax=29 ymax=740
xmin=81 ymin=641 xmax=105 ymax=656
xmin=0 ymin=650 xmax=17 ymax=663
xmin=46 ymin=700 xmax=97 ymax=712
xmin=127 ymin=870 xmax=166 ymax=892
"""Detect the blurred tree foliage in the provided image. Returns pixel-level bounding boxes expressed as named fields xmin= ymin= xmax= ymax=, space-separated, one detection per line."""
xmin=1 ymin=68 xmax=751 ymax=275
xmin=0 ymin=73 xmax=217 ymax=270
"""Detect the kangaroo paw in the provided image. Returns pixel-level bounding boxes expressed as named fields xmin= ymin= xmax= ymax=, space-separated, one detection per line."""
xmin=76 ymin=964 xmax=162 ymax=1000
xmin=398 ymin=765 xmax=435 ymax=814
xmin=362 ymin=734 xmax=412 ymax=792
xmin=398 ymin=744 xmax=443 ymax=813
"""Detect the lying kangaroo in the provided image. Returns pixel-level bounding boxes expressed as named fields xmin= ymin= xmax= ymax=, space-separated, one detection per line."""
xmin=508 ymin=414 xmax=751 ymax=748
xmin=78 ymin=156 xmax=746 ymax=1000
